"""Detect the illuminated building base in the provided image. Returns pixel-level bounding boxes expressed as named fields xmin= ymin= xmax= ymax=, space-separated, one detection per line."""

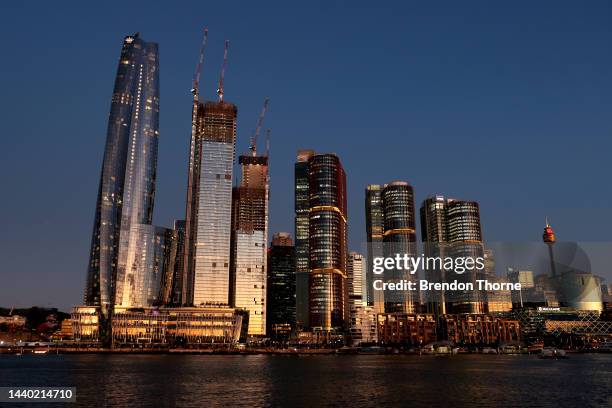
xmin=71 ymin=305 xmax=248 ymax=346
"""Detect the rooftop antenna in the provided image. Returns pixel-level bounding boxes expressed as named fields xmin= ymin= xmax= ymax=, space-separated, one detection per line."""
xmin=191 ymin=27 xmax=208 ymax=98
xmin=250 ymin=97 xmax=269 ymax=155
xmin=217 ymin=40 xmax=229 ymax=102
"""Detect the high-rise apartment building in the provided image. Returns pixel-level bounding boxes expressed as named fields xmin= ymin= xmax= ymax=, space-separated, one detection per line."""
xmin=84 ymin=33 xmax=160 ymax=342
xmin=308 ymin=153 xmax=348 ymax=331
xmin=230 ymin=150 xmax=269 ymax=335
xmin=294 ymin=149 xmax=314 ymax=328
xmin=267 ymin=233 xmax=296 ymax=338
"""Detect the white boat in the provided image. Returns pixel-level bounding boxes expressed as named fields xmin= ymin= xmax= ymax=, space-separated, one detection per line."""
xmin=540 ymin=348 xmax=568 ymax=359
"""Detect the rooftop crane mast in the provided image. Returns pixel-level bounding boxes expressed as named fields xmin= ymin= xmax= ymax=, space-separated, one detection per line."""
xmin=216 ymin=40 xmax=229 ymax=102
xmin=250 ymin=97 xmax=269 ymax=155
xmin=191 ymin=28 xmax=208 ymax=99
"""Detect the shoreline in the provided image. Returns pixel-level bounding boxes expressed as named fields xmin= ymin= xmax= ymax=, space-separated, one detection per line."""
xmin=1 ymin=348 xmax=610 ymax=356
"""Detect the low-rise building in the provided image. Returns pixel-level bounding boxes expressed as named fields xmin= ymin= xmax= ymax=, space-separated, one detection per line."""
xmin=440 ymin=314 xmax=520 ymax=345
xmin=0 ymin=315 xmax=27 ymax=328
xmin=71 ymin=305 xmax=249 ymax=346
xmin=376 ymin=313 xmax=436 ymax=346
xmin=349 ymin=305 xmax=378 ymax=345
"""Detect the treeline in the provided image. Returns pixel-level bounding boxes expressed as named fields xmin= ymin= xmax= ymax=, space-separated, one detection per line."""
xmin=0 ymin=307 xmax=70 ymax=330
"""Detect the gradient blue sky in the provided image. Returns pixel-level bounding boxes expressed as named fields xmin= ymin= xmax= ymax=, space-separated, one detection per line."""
xmin=1 ymin=1 xmax=611 ymax=310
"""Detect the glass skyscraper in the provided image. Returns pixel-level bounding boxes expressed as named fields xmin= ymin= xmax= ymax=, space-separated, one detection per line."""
xmin=420 ymin=195 xmax=450 ymax=316
xmin=266 ymin=233 xmax=296 ymax=338
xmin=308 ymin=153 xmax=348 ymax=331
xmin=294 ymin=150 xmax=314 ymax=329
xmin=183 ymin=101 xmax=237 ymax=306
xmin=115 ymin=225 xmax=174 ymax=308
xmin=420 ymin=196 xmax=485 ymax=314
xmin=381 ymin=181 xmax=418 ymax=313
xmin=84 ymin=33 xmax=160 ymax=341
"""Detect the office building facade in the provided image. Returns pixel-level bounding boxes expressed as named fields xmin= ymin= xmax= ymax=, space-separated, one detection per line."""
xmin=347 ymin=252 xmax=366 ymax=308
xmin=267 ymin=232 xmax=297 ymax=338
xmin=294 ymin=150 xmax=314 ymax=328
xmin=381 ymin=181 xmax=418 ymax=313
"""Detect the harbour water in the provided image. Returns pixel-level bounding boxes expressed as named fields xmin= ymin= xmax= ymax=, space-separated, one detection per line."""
xmin=0 ymin=354 xmax=610 ymax=407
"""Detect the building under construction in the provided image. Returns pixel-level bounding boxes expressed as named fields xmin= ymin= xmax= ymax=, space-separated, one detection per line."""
xmin=230 ymin=100 xmax=270 ymax=336
xmin=183 ymin=33 xmax=237 ymax=307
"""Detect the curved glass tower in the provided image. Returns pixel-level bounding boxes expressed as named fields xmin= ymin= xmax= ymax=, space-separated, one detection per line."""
xmin=420 ymin=196 xmax=485 ymax=314
xmin=84 ymin=34 xmax=160 ymax=340
xmin=308 ymin=153 xmax=348 ymax=331
xmin=381 ymin=181 xmax=418 ymax=313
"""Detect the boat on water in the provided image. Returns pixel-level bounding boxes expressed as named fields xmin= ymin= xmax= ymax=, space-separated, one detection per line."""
xmin=539 ymin=347 xmax=568 ymax=359
xmin=598 ymin=341 xmax=612 ymax=353
xmin=357 ymin=346 xmax=386 ymax=355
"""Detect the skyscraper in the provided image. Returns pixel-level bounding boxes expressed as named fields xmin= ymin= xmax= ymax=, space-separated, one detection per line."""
xmin=294 ymin=149 xmax=314 ymax=328
xmin=420 ymin=195 xmax=449 ymax=316
xmin=365 ymin=184 xmax=384 ymax=312
xmin=308 ymin=153 xmax=348 ymax=331
xmin=84 ymin=33 xmax=160 ymax=342
xmin=420 ymin=196 xmax=485 ymax=314
xmin=381 ymin=181 xmax=418 ymax=313
xmin=267 ymin=232 xmax=296 ymax=338
xmin=230 ymin=148 xmax=269 ymax=335
xmin=183 ymin=58 xmax=237 ymax=307
xmin=347 ymin=252 xmax=366 ymax=308
xmin=115 ymin=225 xmax=175 ymax=308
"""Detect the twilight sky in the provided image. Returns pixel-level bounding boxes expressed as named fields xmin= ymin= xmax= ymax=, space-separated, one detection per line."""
xmin=1 ymin=1 xmax=611 ymax=311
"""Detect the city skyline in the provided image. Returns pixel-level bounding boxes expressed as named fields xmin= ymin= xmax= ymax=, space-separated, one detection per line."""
xmin=2 ymin=2 xmax=612 ymax=311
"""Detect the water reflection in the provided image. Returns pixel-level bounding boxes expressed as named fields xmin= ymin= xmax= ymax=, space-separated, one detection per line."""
xmin=0 ymin=355 xmax=610 ymax=407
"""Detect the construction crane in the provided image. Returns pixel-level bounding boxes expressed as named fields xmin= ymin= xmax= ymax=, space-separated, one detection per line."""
xmin=191 ymin=27 xmax=208 ymax=98
xmin=249 ymin=97 xmax=269 ymax=155
xmin=217 ymin=40 xmax=229 ymax=102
